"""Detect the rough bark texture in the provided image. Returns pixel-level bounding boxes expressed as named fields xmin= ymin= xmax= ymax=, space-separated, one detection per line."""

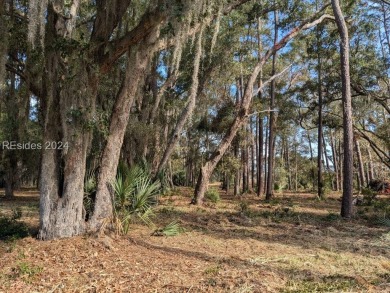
xmin=266 ymin=11 xmax=278 ymax=201
xmin=37 ymin=1 xmax=166 ymax=239
xmin=38 ymin=3 xmax=97 ymax=239
xmin=257 ymin=18 xmax=264 ymax=197
xmin=317 ymin=39 xmax=324 ymax=199
xmin=90 ymin=44 xmax=152 ymax=231
xmin=331 ymin=0 xmax=354 ymax=218
xmin=39 ymin=60 xmax=96 ymax=239
xmin=257 ymin=115 xmax=264 ymax=196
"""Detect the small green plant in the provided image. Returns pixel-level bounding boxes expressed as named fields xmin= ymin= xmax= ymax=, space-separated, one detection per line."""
xmin=372 ymin=199 xmax=390 ymax=214
xmin=13 ymin=262 xmax=43 ymax=278
xmin=323 ymin=212 xmax=340 ymax=222
xmin=238 ymin=201 xmax=250 ymax=215
xmin=159 ymin=206 xmax=177 ymax=215
xmin=0 ymin=209 xmax=29 ymax=240
xmin=282 ymin=274 xmax=358 ymax=293
xmin=268 ymin=198 xmax=281 ymax=205
xmin=112 ymin=163 xmax=161 ymax=234
xmin=172 ymin=170 xmax=186 ymax=186
xmin=152 ymin=221 xmax=185 ymax=236
xmin=204 ymin=264 xmax=220 ymax=276
xmin=205 ymin=189 xmax=220 ymax=203
xmin=237 ymin=200 xmax=258 ymax=218
xmin=361 ymin=187 xmax=378 ymax=205
xmin=375 ymin=217 xmax=390 ymax=227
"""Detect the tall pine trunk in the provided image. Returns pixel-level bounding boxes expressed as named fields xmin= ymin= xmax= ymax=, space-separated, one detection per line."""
xmin=257 ymin=18 xmax=264 ymax=197
xmin=317 ymin=43 xmax=324 ymax=199
xmin=331 ymin=0 xmax=354 ymax=218
xmin=265 ymin=10 xmax=279 ymax=201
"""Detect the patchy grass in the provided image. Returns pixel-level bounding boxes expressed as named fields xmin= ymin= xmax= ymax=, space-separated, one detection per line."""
xmin=0 ymin=187 xmax=389 ymax=292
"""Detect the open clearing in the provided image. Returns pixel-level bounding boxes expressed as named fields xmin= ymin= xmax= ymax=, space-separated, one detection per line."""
xmin=0 ymin=188 xmax=389 ymax=292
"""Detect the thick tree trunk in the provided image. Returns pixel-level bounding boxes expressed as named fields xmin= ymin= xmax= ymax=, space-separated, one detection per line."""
xmin=90 ymin=45 xmax=150 ymax=231
xmin=193 ymin=165 xmax=211 ymax=205
xmin=331 ymin=0 xmax=354 ymax=218
xmin=38 ymin=3 xmax=98 ymax=239
xmin=36 ymin=0 xmax=169 ymax=239
xmin=39 ymin=60 xmax=96 ymax=240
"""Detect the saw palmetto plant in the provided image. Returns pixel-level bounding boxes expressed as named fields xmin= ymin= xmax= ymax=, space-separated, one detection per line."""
xmin=112 ymin=163 xmax=161 ymax=234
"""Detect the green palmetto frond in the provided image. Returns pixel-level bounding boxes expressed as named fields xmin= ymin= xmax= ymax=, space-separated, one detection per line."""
xmin=112 ymin=172 xmax=132 ymax=209
xmin=111 ymin=163 xmax=161 ymax=234
xmin=152 ymin=221 xmax=185 ymax=237
xmin=132 ymin=177 xmax=160 ymax=212
xmin=84 ymin=169 xmax=96 ymax=195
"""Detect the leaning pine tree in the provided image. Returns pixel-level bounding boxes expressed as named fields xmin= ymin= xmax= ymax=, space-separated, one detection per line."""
xmin=192 ymin=6 xmax=335 ymax=204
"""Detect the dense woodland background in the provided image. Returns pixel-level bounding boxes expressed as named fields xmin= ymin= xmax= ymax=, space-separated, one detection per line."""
xmin=1 ymin=0 xmax=390 ymax=291
xmin=0 ymin=0 xmax=389 ymax=240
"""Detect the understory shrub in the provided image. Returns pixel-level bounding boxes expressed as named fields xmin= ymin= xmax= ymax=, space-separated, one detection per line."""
xmin=205 ymin=189 xmax=220 ymax=203
xmin=361 ymin=187 xmax=378 ymax=206
xmin=112 ymin=163 xmax=161 ymax=234
xmin=172 ymin=170 xmax=186 ymax=186
xmin=0 ymin=208 xmax=29 ymax=240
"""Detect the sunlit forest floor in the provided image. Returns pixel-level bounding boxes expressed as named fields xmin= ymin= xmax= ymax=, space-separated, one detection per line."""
xmin=0 ymin=187 xmax=389 ymax=292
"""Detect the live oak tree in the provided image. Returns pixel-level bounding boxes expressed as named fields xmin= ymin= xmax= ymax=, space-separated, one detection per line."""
xmin=15 ymin=0 xmax=264 ymax=240
xmin=18 ymin=0 xmax=242 ymax=239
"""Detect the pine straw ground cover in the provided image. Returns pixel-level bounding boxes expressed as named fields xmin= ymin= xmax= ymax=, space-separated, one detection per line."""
xmin=0 ymin=188 xmax=389 ymax=292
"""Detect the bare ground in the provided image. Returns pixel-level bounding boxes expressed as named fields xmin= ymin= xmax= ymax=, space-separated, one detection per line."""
xmin=0 ymin=188 xmax=389 ymax=292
